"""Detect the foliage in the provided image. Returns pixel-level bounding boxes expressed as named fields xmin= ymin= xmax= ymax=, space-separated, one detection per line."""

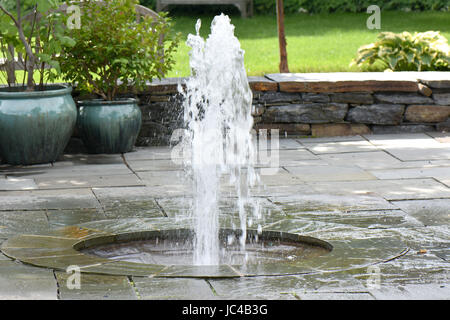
xmin=242 ymin=0 xmax=448 ymax=15
xmin=59 ymin=0 xmax=180 ymax=101
xmin=352 ymin=31 xmax=450 ymax=71
xmin=138 ymin=0 xmax=448 ymax=15
xmin=0 ymin=0 xmax=73 ymax=90
xmin=140 ymin=0 xmax=155 ymax=10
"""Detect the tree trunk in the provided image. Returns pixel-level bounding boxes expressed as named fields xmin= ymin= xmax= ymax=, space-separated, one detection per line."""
xmin=5 ymin=44 xmax=16 ymax=85
xmin=276 ymin=0 xmax=289 ymax=73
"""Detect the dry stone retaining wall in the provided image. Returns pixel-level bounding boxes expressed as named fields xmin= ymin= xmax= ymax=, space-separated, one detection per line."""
xmin=74 ymin=72 xmax=450 ymax=146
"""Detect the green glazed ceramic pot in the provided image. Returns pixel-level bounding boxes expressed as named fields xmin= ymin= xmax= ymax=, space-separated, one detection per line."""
xmin=0 ymin=85 xmax=77 ymax=165
xmin=77 ymin=98 xmax=142 ymax=154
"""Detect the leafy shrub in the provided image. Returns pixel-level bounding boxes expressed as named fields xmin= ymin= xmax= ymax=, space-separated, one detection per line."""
xmin=140 ymin=0 xmax=156 ymax=10
xmin=59 ymin=0 xmax=179 ymax=101
xmin=263 ymin=0 xmax=449 ymax=14
xmin=0 ymin=0 xmax=74 ymax=90
xmin=351 ymin=31 xmax=450 ymax=71
xmin=149 ymin=0 xmax=448 ymax=15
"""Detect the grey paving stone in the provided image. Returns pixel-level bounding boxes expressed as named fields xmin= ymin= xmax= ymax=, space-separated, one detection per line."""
xmin=285 ymin=165 xmax=376 ymax=182
xmin=364 ymin=133 xmax=450 ymax=161
xmin=391 ymin=199 xmax=450 ymax=227
xmin=0 ymin=210 xmax=49 ymax=238
xmin=298 ymin=292 xmax=374 ymax=300
xmin=279 ymin=209 xmax=419 ymax=229
xmin=387 ymin=226 xmax=450 ymax=254
xmin=102 ymin=200 xmax=164 ymax=219
xmin=271 ymin=159 xmax=331 ymax=169
xmin=270 ymin=193 xmax=396 ymax=214
xmin=438 ymin=178 xmax=450 ymax=188
xmin=58 ymin=153 xmax=124 ymax=165
xmin=153 ymin=197 xmax=193 ymax=218
xmin=0 ymin=188 xmax=101 ymax=210
xmin=133 ymin=277 xmax=215 ymax=300
xmin=262 ymin=138 xmax=304 ymax=150
xmin=301 ymin=140 xmax=379 ymax=154
xmin=209 ymin=276 xmax=301 ymax=300
xmin=92 ymin=185 xmax=190 ymax=202
xmin=34 ymin=174 xmax=144 ymax=189
xmin=257 ymin=170 xmax=302 ymax=185
xmin=126 ymin=159 xmax=182 ymax=172
xmin=0 ymin=260 xmax=57 ymax=300
xmin=123 ymin=146 xmax=174 ymax=161
xmin=93 ymin=184 xmax=191 ymax=200
xmin=319 ymin=151 xmax=401 ymax=170
xmin=355 ymin=252 xmax=450 ymax=299
xmin=262 ymin=218 xmax=398 ymax=242
xmin=294 ymin=271 xmax=369 ymax=293
xmin=0 ymin=163 xmax=52 ymax=172
xmin=0 ymin=177 xmax=37 ymax=191
xmin=309 ymin=178 xmax=450 ymax=200
xmin=76 ymin=218 xmax=170 ymax=234
xmin=277 ymin=149 xmax=319 ymax=160
xmin=251 ymin=183 xmax=326 ymax=197
xmin=369 ymin=167 xmax=450 ymax=180
xmin=137 ymin=170 xmax=189 ymax=187
xmin=369 ymin=284 xmax=450 ymax=300
xmin=320 ymin=151 xmax=450 ymax=170
xmin=55 ymin=272 xmax=137 ymax=300
xmin=7 ymin=163 xmax=132 ymax=178
xmin=297 ymin=135 xmax=365 ymax=144
xmin=47 ymin=208 xmax=107 ymax=227
xmin=0 ymin=250 xmax=11 ymax=261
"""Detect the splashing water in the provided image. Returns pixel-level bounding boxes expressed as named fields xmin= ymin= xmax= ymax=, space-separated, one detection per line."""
xmin=180 ymin=14 xmax=260 ymax=265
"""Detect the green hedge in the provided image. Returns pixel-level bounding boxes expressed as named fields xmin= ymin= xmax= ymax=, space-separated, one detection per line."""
xmin=140 ymin=0 xmax=449 ymax=14
xmin=254 ymin=0 xmax=449 ymax=14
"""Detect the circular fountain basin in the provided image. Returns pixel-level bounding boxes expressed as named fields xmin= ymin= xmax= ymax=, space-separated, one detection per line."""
xmin=80 ymin=228 xmax=332 ymax=266
xmin=0 ymin=218 xmax=409 ymax=278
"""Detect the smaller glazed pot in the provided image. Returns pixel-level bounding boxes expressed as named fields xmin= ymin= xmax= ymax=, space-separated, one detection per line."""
xmin=77 ymin=98 xmax=142 ymax=154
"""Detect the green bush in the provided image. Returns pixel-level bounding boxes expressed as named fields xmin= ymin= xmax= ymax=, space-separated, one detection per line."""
xmin=140 ymin=0 xmax=156 ymax=10
xmin=255 ymin=0 xmax=449 ymax=14
xmin=351 ymin=31 xmax=450 ymax=71
xmin=139 ymin=0 xmax=448 ymax=15
xmin=59 ymin=0 xmax=179 ymax=100
xmin=0 ymin=0 xmax=74 ymax=90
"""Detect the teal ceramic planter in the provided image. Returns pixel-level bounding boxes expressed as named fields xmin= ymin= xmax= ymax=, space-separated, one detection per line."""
xmin=77 ymin=98 xmax=142 ymax=154
xmin=0 ymin=85 xmax=77 ymax=165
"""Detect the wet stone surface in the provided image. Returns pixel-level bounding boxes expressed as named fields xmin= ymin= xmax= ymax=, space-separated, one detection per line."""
xmin=0 ymin=134 xmax=449 ymax=299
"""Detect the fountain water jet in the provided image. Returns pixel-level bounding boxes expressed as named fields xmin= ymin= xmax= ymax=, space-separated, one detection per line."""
xmin=181 ymin=14 xmax=260 ymax=265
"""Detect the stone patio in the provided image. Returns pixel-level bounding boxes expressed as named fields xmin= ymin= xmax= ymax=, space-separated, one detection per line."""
xmin=0 ymin=132 xmax=449 ymax=300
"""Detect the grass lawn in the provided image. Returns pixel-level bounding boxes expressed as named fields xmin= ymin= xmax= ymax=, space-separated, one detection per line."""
xmin=167 ymin=11 xmax=450 ymax=77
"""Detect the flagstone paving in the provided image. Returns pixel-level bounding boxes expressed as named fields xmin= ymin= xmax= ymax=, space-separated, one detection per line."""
xmin=0 ymin=133 xmax=448 ymax=300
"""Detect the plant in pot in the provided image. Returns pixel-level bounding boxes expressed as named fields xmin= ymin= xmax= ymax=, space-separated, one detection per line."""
xmin=0 ymin=0 xmax=77 ymax=165
xmin=58 ymin=0 xmax=179 ymax=154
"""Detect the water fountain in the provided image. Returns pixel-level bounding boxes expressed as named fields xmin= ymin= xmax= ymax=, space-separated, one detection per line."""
xmin=71 ymin=15 xmax=333 ymax=270
xmin=181 ymin=14 xmax=259 ymax=265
